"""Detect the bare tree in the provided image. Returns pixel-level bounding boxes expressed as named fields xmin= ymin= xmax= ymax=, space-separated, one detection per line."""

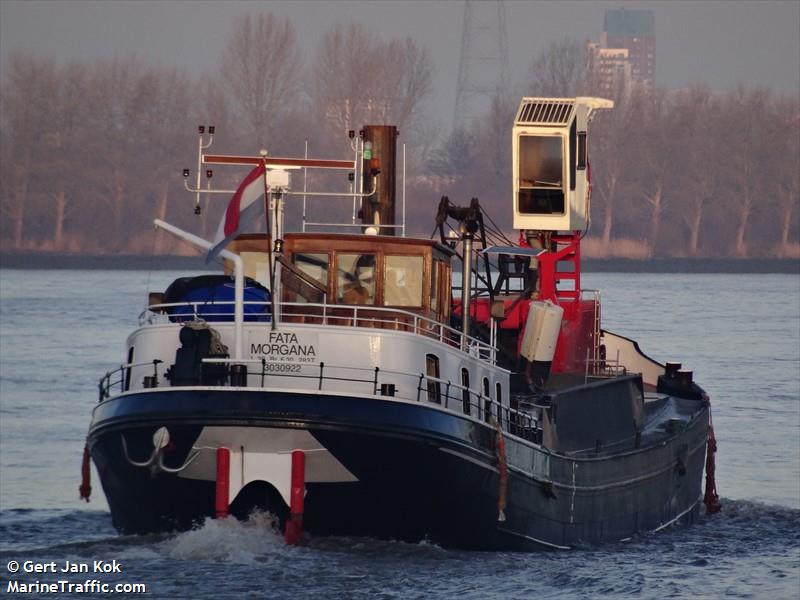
xmin=42 ymin=62 xmax=93 ymax=250
xmin=220 ymin=12 xmax=302 ymax=145
xmin=83 ymin=57 xmax=151 ymax=249
xmin=772 ymin=97 xmax=800 ymax=256
xmin=137 ymin=67 xmax=196 ymax=253
xmin=718 ymin=86 xmax=772 ymax=257
xmin=476 ymin=91 xmax=515 ymax=181
xmin=382 ymin=37 xmax=434 ymax=130
xmin=311 ymin=23 xmax=433 ymax=136
xmin=630 ymin=89 xmax=672 ymax=256
xmin=590 ymin=95 xmax=637 ymax=246
xmin=0 ymin=53 xmax=56 ymax=249
xmin=668 ymin=85 xmax=721 ymax=256
xmin=429 ymin=128 xmax=477 ymax=179
xmin=526 ymin=36 xmax=590 ymax=97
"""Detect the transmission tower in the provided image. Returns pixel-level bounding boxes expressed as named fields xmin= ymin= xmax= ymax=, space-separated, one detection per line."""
xmin=453 ymin=0 xmax=510 ymax=133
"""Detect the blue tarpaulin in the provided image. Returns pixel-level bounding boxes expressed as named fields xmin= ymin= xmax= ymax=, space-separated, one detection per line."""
xmin=164 ymin=275 xmax=271 ymax=322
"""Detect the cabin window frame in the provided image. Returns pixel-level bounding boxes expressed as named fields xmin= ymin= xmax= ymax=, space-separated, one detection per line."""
xmin=517 ymin=133 xmax=566 ymax=216
xmin=482 ymin=377 xmax=492 ymax=423
xmin=426 ymin=354 xmax=441 ymax=404
xmin=495 ymin=382 xmax=503 ymax=427
xmin=430 ymin=260 xmax=440 ymax=314
xmin=577 ymin=131 xmax=587 ymax=171
xmin=439 ymin=262 xmax=452 ymax=318
xmin=461 ymin=368 xmax=471 ymax=415
xmin=569 ymin=120 xmax=577 ymax=191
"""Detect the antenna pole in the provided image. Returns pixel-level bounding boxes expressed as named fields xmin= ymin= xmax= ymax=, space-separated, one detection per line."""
xmin=261 ymin=157 xmax=277 ymax=331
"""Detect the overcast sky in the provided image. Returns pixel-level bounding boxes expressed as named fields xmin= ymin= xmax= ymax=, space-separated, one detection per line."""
xmin=1 ymin=0 xmax=798 ymax=129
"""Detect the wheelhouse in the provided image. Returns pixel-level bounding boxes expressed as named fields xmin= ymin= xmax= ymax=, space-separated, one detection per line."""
xmin=228 ymin=233 xmax=455 ymax=325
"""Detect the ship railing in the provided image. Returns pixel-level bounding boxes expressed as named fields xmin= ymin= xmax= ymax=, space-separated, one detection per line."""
xmin=98 ymin=359 xmax=164 ymax=401
xmin=561 ymin=432 xmax=640 ymax=457
xmin=584 ymin=347 xmax=628 ymax=382
xmin=280 ymin=301 xmax=496 ymax=362
xmin=138 ymin=301 xmax=271 ymax=325
xmin=141 ymin=299 xmax=497 ymax=363
xmin=195 ymin=359 xmax=536 ymax=438
xmin=581 ymin=289 xmax=602 ymax=368
xmin=414 ymin=372 xmax=538 ymax=439
xmin=97 ymin=357 xmax=535 ymax=439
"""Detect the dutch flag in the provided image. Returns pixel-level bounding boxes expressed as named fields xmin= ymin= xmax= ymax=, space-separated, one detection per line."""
xmin=206 ymin=163 xmax=266 ymax=263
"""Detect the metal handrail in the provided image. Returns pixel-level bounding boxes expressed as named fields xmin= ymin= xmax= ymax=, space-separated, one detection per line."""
xmin=141 ymin=299 xmax=498 ymax=364
xmin=195 ymin=358 xmax=535 ymax=435
xmin=98 ymin=359 xmax=163 ymax=400
xmin=98 ymin=356 xmax=535 ymax=439
xmin=139 ymin=300 xmax=271 ymax=323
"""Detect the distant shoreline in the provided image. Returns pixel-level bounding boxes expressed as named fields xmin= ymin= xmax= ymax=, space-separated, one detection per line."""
xmin=1 ymin=253 xmax=798 ymax=274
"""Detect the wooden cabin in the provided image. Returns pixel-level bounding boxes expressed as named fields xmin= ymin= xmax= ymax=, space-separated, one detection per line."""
xmin=228 ymin=233 xmax=455 ymax=330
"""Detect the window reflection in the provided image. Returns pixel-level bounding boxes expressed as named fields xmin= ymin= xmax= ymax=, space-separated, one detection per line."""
xmin=294 ymin=253 xmax=328 ymax=287
xmin=288 ymin=253 xmax=329 ymax=303
xmin=384 ymin=255 xmax=423 ymax=307
xmin=338 ymin=253 xmax=376 ymax=305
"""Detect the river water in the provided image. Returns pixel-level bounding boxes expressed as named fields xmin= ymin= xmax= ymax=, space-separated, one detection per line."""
xmin=1 ymin=269 xmax=798 ymax=599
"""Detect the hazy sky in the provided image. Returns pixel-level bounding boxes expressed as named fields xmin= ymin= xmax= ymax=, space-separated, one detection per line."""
xmin=1 ymin=0 xmax=798 ymax=129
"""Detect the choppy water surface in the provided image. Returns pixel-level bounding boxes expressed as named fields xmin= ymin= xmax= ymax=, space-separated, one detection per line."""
xmin=1 ymin=269 xmax=798 ymax=599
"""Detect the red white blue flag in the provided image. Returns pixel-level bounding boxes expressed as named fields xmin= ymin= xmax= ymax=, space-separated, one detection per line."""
xmin=206 ymin=164 xmax=266 ymax=262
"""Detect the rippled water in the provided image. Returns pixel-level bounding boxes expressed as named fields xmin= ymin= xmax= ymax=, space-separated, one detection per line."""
xmin=1 ymin=269 xmax=798 ymax=599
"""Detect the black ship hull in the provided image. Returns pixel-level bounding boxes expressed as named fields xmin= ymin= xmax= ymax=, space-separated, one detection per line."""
xmin=88 ymin=388 xmax=708 ymax=550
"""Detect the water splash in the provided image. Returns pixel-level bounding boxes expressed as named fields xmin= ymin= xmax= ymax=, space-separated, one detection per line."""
xmin=160 ymin=510 xmax=283 ymax=564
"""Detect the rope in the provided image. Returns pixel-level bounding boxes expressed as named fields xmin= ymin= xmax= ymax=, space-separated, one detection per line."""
xmin=703 ymin=406 xmax=721 ymax=514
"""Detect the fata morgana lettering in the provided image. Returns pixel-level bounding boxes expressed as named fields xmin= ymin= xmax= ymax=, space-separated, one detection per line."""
xmin=251 ymin=332 xmax=316 ymax=358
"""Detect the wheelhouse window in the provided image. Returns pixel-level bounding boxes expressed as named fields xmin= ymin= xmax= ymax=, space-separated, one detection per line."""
xmin=241 ymin=251 xmax=272 ymax=288
xmin=282 ymin=258 xmax=326 ymax=304
xmin=518 ymin=135 xmax=565 ymax=215
xmin=293 ymin=253 xmax=329 ymax=288
xmin=337 ymin=253 xmax=375 ymax=305
xmin=384 ymin=255 xmax=423 ymax=307
xmin=426 ymin=354 xmax=441 ymax=404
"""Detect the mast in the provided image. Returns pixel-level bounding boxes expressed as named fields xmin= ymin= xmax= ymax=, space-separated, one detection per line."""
xmin=460 ymin=227 xmax=474 ymax=348
xmin=360 ymin=125 xmax=398 ymax=235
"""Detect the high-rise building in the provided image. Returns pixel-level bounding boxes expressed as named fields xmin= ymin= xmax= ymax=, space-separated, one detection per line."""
xmin=602 ymin=8 xmax=655 ymax=91
xmin=588 ymin=43 xmax=632 ymax=98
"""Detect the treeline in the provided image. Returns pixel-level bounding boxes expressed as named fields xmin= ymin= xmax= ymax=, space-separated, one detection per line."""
xmin=0 ymin=15 xmax=435 ymax=255
xmin=589 ymin=86 xmax=798 ymax=258
xmin=1 ymin=16 xmax=798 ymax=258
